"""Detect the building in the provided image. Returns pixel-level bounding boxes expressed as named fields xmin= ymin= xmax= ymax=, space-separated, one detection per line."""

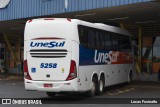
xmin=0 ymin=0 xmax=160 ymax=81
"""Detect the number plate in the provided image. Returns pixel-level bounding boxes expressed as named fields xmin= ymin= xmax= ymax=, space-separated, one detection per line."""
xmin=44 ymin=84 xmax=53 ymax=88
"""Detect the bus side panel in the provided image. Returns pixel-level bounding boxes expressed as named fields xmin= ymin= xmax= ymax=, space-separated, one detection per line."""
xmin=78 ymin=45 xmax=103 ymax=91
xmin=78 ymin=65 xmax=101 ymax=91
xmin=78 ymin=66 xmax=89 ymax=91
xmin=101 ymin=65 xmax=111 ymax=86
xmin=79 ymin=64 xmax=132 ymax=88
xmin=106 ymin=64 xmax=133 ymax=86
xmin=78 ymin=45 xmax=133 ymax=89
xmin=71 ymin=40 xmax=80 ymax=91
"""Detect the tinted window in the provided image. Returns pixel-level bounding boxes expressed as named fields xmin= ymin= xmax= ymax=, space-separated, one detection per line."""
xmin=118 ymin=35 xmax=131 ymax=52
xmin=95 ymin=31 xmax=100 ymax=49
xmin=78 ymin=26 xmax=88 ymax=47
xmin=88 ymin=29 xmax=95 ymax=49
xmin=99 ymin=32 xmax=105 ymax=50
xmin=112 ymin=34 xmax=118 ymax=51
xmin=78 ymin=25 xmax=131 ymax=52
xmin=104 ymin=32 xmax=112 ymax=50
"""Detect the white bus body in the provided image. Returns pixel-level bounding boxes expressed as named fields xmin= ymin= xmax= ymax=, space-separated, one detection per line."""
xmin=24 ymin=18 xmax=133 ymax=96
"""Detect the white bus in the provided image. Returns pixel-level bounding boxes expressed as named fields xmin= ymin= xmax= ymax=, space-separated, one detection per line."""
xmin=24 ymin=18 xmax=134 ymax=97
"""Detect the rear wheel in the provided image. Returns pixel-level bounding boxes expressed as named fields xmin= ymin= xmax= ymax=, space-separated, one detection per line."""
xmin=46 ymin=92 xmax=56 ymax=97
xmin=87 ymin=77 xmax=97 ymax=97
xmin=97 ymin=77 xmax=104 ymax=95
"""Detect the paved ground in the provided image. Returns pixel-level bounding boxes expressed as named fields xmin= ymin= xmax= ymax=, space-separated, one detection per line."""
xmin=0 ymin=80 xmax=160 ymax=98
xmin=0 ymin=78 xmax=160 ymax=107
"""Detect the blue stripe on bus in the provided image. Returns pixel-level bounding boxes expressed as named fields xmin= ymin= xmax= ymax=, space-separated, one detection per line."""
xmin=79 ymin=45 xmax=110 ymax=66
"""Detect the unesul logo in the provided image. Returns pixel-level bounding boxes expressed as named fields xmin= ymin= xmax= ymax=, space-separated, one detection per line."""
xmin=30 ymin=41 xmax=65 ymax=48
xmin=0 ymin=0 xmax=10 ymax=8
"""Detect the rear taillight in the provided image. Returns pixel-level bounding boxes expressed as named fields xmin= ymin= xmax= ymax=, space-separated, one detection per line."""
xmin=66 ymin=60 xmax=77 ymax=81
xmin=24 ymin=60 xmax=32 ymax=80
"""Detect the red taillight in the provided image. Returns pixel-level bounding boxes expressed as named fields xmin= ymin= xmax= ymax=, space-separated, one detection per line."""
xmin=24 ymin=60 xmax=32 ymax=80
xmin=66 ymin=60 xmax=77 ymax=81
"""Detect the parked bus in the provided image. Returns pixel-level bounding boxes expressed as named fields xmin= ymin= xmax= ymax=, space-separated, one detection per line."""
xmin=24 ymin=18 xmax=134 ymax=97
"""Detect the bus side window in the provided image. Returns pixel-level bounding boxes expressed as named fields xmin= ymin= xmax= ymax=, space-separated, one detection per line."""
xmin=118 ymin=35 xmax=123 ymax=51
xmin=78 ymin=25 xmax=88 ymax=47
xmin=88 ymin=29 xmax=95 ymax=49
xmin=112 ymin=34 xmax=118 ymax=51
xmin=125 ymin=36 xmax=132 ymax=52
xmin=95 ymin=31 xmax=100 ymax=50
xmin=119 ymin=35 xmax=126 ymax=52
xmin=120 ymin=35 xmax=131 ymax=52
xmin=99 ymin=31 xmax=105 ymax=50
xmin=104 ymin=32 xmax=112 ymax=50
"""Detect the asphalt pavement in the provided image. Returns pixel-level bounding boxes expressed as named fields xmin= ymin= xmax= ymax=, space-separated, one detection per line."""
xmin=0 ymin=79 xmax=160 ymax=107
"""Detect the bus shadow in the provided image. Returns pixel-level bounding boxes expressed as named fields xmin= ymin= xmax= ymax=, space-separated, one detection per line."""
xmin=103 ymin=82 xmax=129 ymax=92
xmin=36 ymin=94 xmax=92 ymax=104
xmin=36 ymin=83 xmax=131 ymax=104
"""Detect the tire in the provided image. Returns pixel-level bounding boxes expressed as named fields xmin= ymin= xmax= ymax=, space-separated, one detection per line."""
xmin=46 ymin=92 xmax=56 ymax=97
xmin=97 ymin=77 xmax=104 ymax=95
xmin=87 ymin=77 xmax=97 ymax=97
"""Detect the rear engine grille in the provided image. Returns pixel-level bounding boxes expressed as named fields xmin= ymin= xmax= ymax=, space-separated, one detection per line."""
xmin=30 ymin=49 xmax=67 ymax=58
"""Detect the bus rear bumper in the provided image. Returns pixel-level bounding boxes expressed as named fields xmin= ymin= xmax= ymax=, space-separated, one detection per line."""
xmin=24 ymin=78 xmax=78 ymax=92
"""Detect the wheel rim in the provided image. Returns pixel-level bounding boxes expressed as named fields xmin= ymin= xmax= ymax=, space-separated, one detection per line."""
xmin=99 ymin=80 xmax=103 ymax=92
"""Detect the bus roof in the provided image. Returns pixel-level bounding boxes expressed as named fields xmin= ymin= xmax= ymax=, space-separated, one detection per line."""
xmin=75 ymin=19 xmax=130 ymax=36
xmin=27 ymin=18 xmax=130 ymax=36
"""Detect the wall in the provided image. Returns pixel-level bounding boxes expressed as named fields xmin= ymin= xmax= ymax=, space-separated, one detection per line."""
xmin=0 ymin=0 xmax=152 ymax=21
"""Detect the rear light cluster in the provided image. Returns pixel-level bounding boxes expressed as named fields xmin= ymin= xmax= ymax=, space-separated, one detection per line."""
xmin=24 ymin=60 xmax=32 ymax=80
xmin=66 ymin=60 xmax=77 ymax=81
